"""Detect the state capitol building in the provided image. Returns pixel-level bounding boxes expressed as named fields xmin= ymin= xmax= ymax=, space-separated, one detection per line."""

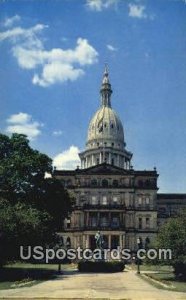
xmin=54 ymin=67 xmax=186 ymax=251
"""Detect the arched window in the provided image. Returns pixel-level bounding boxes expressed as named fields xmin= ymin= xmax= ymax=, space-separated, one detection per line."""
xmin=91 ymin=179 xmax=97 ymax=186
xmin=102 ymin=179 xmax=109 ymax=187
xmin=145 ymin=197 xmax=150 ymax=205
xmin=138 ymin=197 xmax=142 ymax=206
xmin=113 ymin=179 xmax=119 ymax=187
xmin=102 ymin=196 xmax=107 ymax=205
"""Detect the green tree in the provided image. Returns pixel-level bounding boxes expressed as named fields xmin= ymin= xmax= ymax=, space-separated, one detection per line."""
xmin=0 ymin=133 xmax=52 ymax=201
xmin=0 ymin=198 xmax=52 ymax=265
xmin=156 ymin=212 xmax=186 ymax=279
xmin=0 ymin=133 xmax=72 ymax=265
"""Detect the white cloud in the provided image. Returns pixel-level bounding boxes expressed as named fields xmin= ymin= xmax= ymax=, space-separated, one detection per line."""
xmin=0 ymin=24 xmax=46 ymax=47
xmin=0 ymin=21 xmax=98 ymax=87
xmin=7 ymin=112 xmax=31 ymax=124
xmin=6 ymin=112 xmax=42 ymax=140
xmin=107 ymin=44 xmax=118 ymax=52
xmin=3 ymin=15 xmax=21 ymax=27
xmin=53 ymin=146 xmax=81 ymax=170
xmin=53 ymin=130 xmax=63 ymax=136
xmin=128 ymin=4 xmax=147 ymax=19
xmin=86 ymin=0 xmax=118 ymax=11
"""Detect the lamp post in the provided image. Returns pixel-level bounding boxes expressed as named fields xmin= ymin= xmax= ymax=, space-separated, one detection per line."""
xmin=136 ymin=238 xmax=141 ymax=274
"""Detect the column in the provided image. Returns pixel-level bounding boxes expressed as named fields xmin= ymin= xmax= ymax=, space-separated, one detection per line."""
xmin=109 ymin=152 xmax=111 ymax=164
xmin=119 ymin=234 xmax=123 ymax=249
xmin=122 ymin=234 xmax=125 ymax=248
xmin=99 ymin=152 xmax=102 ymax=164
xmin=85 ymin=235 xmax=89 ymax=248
xmin=86 ymin=212 xmax=89 ymax=227
xmin=109 ymin=212 xmax=111 ymax=227
xmin=82 ymin=235 xmax=86 ymax=249
xmin=97 ymin=212 xmax=100 ymax=226
xmin=117 ymin=155 xmax=120 ymax=167
xmin=108 ymin=235 xmax=111 ymax=249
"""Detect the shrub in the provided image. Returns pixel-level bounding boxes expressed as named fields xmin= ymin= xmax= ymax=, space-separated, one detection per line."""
xmin=78 ymin=260 xmax=125 ymax=273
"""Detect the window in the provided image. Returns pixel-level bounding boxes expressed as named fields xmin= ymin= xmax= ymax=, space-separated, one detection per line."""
xmin=113 ymin=179 xmax=118 ymax=187
xmin=90 ymin=213 xmax=97 ymax=227
xmin=102 ymin=179 xmax=108 ymax=187
xmin=145 ymin=237 xmax=150 ymax=249
xmin=113 ymin=196 xmax=118 ymax=204
xmin=145 ymin=197 xmax=150 ymax=205
xmin=66 ymin=237 xmax=71 ymax=247
xmin=146 ymin=217 xmax=150 ymax=228
xmin=102 ymin=196 xmax=107 ymax=205
xmin=138 ymin=180 xmax=143 ymax=187
xmin=67 ymin=179 xmax=72 ymax=186
xmin=112 ymin=142 xmax=114 ymax=147
xmin=91 ymin=196 xmax=97 ymax=205
xmin=111 ymin=158 xmax=114 ymax=165
xmin=146 ymin=180 xmax=150 ymax=187
xmin=97 ymin=158 xmax=99 ymax=164
xmin=91 ymin=179 xmax=97 ymax=186
xmin=138 ymin=197 xmax=142 ymax=206
xmin=112 ymin=217 xmax=119 ymax=228
xmin=111 ymin=124 xmax=114 ymax=129
xmin=139 ymin=217 xmax=142 ymax=229
xmin=66 ymin=218 xmax=71 ymax=229
xmin=112 ymin=179 xmax=118 ymax=187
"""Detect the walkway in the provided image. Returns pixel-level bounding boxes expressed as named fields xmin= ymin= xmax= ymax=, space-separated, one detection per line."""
xmin=0 ymin=269 xmax=185 ymax=299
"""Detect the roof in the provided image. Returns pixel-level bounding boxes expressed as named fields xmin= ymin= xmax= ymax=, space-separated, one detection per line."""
xmin=157 ymin=193 xmax=186 ymax=200
xmin=53 ymin=163 xmax=158 ymax=177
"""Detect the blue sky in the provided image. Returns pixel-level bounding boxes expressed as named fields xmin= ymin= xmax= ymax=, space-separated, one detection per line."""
xmin=0 ymin=0 xmax=186 ymax=192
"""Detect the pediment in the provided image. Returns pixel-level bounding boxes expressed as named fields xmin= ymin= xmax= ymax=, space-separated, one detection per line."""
xmin=80 ymin=163 xmax=129 ymax=175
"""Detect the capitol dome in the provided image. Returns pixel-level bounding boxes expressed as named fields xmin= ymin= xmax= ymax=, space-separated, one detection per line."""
xmin=79 ymin=66 xmax=132 ymax=169
xmin=87 ymin=66 xmax=125 ymax=150
xmin=87 ymin=106 xmax=125 ymax=150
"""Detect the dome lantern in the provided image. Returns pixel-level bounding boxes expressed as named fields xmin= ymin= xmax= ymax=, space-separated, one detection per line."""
xmin=100 ymin=64 xmax=112 ymax=107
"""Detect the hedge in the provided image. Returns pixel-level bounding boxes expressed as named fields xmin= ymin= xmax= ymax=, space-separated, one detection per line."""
xmin=78 ymin=260 xmax=125 ymax=273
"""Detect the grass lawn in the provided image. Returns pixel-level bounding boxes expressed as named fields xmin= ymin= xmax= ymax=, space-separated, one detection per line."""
xmin=143 ymin=272 xmax=186 ymax=293
xmin=129 ymin=263 xmax=173 ymax=272
xmin=134 ymin=264 xmax=186 ymax=293
xmin=0 ymin=262 xmax=77 ymax=290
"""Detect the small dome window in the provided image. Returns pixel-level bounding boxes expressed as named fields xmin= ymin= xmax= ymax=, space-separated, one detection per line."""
xmin=104 ymin=123 xmax=107 ymax=128
xmin=112 ymin=142 xmax=114 ymax=147
xmin=111 ymin=124 xmax=114 ymax=129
